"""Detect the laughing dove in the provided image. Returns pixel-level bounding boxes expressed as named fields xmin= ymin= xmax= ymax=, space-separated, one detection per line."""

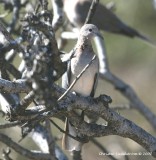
xmin=63 ymin=0 xmax=153 ymax=43
xmin=62 ymin=24 xmax=101 ymax=151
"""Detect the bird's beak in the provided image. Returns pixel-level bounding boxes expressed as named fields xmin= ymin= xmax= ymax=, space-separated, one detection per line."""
xmin=95 ymin=32 xmax=104 ymax=40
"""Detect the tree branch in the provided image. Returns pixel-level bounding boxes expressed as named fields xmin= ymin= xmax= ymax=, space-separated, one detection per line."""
xmin=51 ymin=0 xmax=64 ymax=31
xmin=100 ymin=71 xmax=156 ymax=129
xmin=0 ymin=133 xmax=53 ymax=160
xmin=0 ymin=78 xmax=30 ymax=93
xmin=0 ymin=121 xmax=21 ymax=129
xmin=54 ymin=84 xmax=156 ymax=157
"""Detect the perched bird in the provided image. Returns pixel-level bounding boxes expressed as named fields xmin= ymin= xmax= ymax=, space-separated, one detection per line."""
xmin=63 ymin=0 xmax=153 ymax=43
xmin=62 ymin=24 xmax=100 ymax=151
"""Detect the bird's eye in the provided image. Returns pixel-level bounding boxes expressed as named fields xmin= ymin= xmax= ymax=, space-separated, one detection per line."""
xmin=89 ymin=28 xmax=92 ymax=32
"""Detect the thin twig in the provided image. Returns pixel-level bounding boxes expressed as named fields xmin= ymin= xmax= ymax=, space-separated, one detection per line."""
xmin=49 ymin=119 xmax=86 ymax=143
xmin=57 ymin=55 xmax=97 ymax=101
xmin=18 ymin=91 xmax=35 ymax=111
xmin=0 ymin=22 xmax=25 ymax=55
xmin=0 ymin=133 xmax=53 ymax=160
xmin=45 ymin=120 xmax=56 ymax=158
xmin=0 ymin=121 xmax=22 ymax=129
xmin=85 ymin=0 xmax=99 ymax=24
xmin=2 ymin=148 xmax=13 ymax=160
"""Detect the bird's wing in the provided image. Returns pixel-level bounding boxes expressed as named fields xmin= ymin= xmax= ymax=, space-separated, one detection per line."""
xmin=74 ymin=0 xmax=155 ymax=44
xmin=75 ymin=0 xmax=123 ymax=31
xmin=62 ymin=48 xmax=76 ymax=89
xmin=62 ymin=59 xmax=72 ymax=89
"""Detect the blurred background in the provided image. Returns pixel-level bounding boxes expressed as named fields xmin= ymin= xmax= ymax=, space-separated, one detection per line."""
xmin=0 ymin=0 xmax=156 ymax=159
xmin=61 ymin=1 xmax=156 ymax=159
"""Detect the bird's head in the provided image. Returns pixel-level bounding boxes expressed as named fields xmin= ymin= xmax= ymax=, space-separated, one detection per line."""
xmin=79 ymin=24 xmax=103 ymax=40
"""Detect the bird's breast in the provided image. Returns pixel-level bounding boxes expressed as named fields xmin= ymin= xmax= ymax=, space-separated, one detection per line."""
xmin=70 ymin=52 xmax=99 ymax=96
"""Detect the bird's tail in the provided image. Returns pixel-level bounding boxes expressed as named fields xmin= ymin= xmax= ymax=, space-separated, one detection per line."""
xmin=119 ymin=24 xmax=156 ymax=47
xmin=62 ymin=118 xmax=82 ymax=151
xmin=135 ymin=32 xmax=156 ymax=47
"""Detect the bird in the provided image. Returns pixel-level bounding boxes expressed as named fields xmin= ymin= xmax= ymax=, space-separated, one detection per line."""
xmin=61 ymin=24 xmax=100 ymax=151
xmin=63 ymin=0 xmax=153 ymax=44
